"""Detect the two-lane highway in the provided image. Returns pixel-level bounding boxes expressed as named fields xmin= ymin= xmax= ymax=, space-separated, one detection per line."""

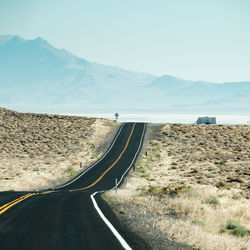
xmin=0 ymin=123 xmax=148 ymax=249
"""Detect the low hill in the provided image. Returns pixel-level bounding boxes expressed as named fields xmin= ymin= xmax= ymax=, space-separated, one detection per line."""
xmin=0 ymin=107 xmax=116 ymax=191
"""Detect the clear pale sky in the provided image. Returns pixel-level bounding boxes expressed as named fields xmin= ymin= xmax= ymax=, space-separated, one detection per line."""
xmin=0 ymin=0 xmax=250 ymax=82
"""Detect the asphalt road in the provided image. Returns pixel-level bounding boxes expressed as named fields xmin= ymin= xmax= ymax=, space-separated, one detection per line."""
xmin=0 ymin=122 xmax=148 ymax=250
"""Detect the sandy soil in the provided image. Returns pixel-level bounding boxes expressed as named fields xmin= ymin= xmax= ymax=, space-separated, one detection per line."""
xmin=106 ymin=124 xmax=250 ymax=250
xmin=1 ymin=108 xmax=249 ymax=249
xmin=0 ymin=107 xmax=117 ymax=191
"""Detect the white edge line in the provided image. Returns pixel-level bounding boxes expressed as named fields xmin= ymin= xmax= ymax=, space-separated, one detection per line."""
xmin=54 ymin=123 xmax=125 ymax=189
xmin=100 ymin=122 xmax=146 ymax=192
xmin=91 ymin=123 xmax=146 ymax=250
xmin=91 ymin=192 xmax=132 ymax=250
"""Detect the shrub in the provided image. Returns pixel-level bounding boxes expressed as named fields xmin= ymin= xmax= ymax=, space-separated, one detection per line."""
xmin=204 ymin=197 xmax=220 ymax=207
xmin=155 ymin=153 xmax=161 ymax=158
xmin=65 ymin=168 xmax=78 ymax=178
xmin=220 ymin=220 xmax=250 ymax=237
xmin=138 ymin=185 xmax=161 ymax=196
xmin=215 ymin=181 xmax=228 ymax=189
xmin=162 ymin=131 xmax=177 ymax=137
xmin=219 ymin=229 xmax=227 ymax=234
xmin=136 ymin=166 xmax=145 ymax=173
xmin=226 ymin=220 xmax=249 ymax=237
xmin=190 ymin=168 xmax=199 ymax=174
xmin=147 ymin=185 xmax=161 ymax=195
xmin=192 ymin=220 xmax=205 ymax=227
xmin=226 ymin=220 xmax=240 ymax=230
xmin=183 ymin=188 xmax=200 ymax=198
xmin=92 ymin=152 xmax=101 ymax=159
xmin=119 ymin=209 xmax=127 ymax=215
xmin=137 ymin=187 xmax=147 ymax=196
xmin=140 ymin=173 xmax=149 ymax=178
xmin=162 ymin=184 xmax=189 ymax=197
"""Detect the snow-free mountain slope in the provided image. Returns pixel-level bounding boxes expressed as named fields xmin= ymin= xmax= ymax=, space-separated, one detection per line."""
xmin=0 ymin=35 xmax=249 ymax=113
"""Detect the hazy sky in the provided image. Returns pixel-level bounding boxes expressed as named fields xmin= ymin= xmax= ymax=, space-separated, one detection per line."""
xmin=0 ymin=0 xmax=250 ymax=82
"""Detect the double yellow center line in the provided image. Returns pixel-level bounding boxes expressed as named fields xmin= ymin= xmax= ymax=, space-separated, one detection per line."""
xmin=0 ymin=193 xmax=37 ymax=215
xmin=0 ymin=123 xmax=136 ymax=215
xmin=0 ymin=190 xmax=58 ymax=216
xmin=70 ymin=123 xmax=136 ymax=192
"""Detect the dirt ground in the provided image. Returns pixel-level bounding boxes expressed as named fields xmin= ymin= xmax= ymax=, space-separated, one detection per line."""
xmin=0 ymin=107 xmax=117 ymax=191
xmin=106 ymin=123 xmax=250 ymax=250
xmin=1 ymin=108 xmax=249 ymax=249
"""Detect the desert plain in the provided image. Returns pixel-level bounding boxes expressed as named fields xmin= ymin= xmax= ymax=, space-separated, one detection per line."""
xmin=0 ymin=108 xmax=249 ymax=250
xmin=107 ymin=123 xmax=250 ymax=250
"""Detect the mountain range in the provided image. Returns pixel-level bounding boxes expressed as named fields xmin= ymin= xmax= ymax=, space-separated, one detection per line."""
xmin=0 ymin=35 xmax=249 ymax=114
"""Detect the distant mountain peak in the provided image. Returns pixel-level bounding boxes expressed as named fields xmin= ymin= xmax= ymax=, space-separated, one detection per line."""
xmin=10 ymin=35 xmax=25 ymax=43
xmin=33 ymin=36 xmax=47 ymax=43
xmin=0 ymin=34 xmax=25 ymax=45
xmin=0 ymin=34 xmax=249 ymax=114
xmin=34 ymin=36 xmax=43 ymax=40
xmin=31 ymin=36 xmax=52 ymax=49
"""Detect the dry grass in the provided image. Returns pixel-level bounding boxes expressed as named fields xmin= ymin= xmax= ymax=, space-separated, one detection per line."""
xmin=162 ymin=124 xmax=250 ymax=196
xmin=0 ymin=107 xmax=116 ymax=191
xmin=107 ymin=124 xmax=250 ymax=250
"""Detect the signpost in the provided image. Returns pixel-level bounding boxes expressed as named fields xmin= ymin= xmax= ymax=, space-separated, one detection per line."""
xmin=114 ymin=113 xmax=119 ymax=120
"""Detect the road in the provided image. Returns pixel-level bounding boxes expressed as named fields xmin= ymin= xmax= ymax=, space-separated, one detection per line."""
xmin=0 ymin=122 xmax=148 ymax=250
